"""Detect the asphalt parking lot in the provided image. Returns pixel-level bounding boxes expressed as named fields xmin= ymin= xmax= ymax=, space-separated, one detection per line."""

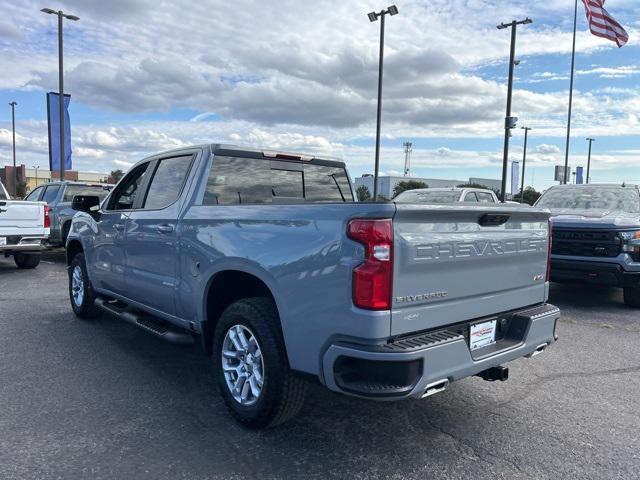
xmin=1 ymin=250 xmax=639 ymax=480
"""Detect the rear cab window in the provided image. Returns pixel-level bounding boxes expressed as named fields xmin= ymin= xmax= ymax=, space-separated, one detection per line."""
xmin=63 ymin=185 xmax=111 ymax=202
xmin=203 ymin=155 xmax=353 ymax=205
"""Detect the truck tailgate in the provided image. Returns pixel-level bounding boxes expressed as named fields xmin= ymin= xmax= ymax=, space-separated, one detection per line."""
xmin=391 ymin=204 xmax=550 ymax=336
xmin=0 ymin=200 xmax=46 ymax=235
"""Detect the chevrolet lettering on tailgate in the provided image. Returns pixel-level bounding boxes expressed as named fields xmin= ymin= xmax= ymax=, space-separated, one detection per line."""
xmin=415 ymin=237 xmax=547 ymax=261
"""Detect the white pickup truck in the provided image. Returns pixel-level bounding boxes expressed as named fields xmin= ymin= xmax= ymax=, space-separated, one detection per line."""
xmin=0 ymin=181 xmax=50 ymax=269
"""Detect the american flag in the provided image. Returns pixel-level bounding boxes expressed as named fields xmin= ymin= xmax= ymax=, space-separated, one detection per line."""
xmin=581 ymin=0 xmax=629 ymax=47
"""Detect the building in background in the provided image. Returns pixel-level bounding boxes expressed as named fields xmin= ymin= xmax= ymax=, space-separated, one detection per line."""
xmin=1 ymin=164 xmax=110 ymax=196
xmin=354 ymin=175 xmax=501 ymax=199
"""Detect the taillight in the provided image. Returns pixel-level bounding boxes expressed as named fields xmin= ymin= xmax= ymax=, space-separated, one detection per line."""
xmin=347 ymin=218 xmax=393 ymax=310
xmin=545 ymin=218 xmax=553 ymax=281
xmin=44 ymin=205 xmax=51 ymax=229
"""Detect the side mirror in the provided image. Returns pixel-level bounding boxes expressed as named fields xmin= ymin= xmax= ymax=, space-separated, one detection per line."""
xmin=72 ymin=195 xmax=100 ymax=213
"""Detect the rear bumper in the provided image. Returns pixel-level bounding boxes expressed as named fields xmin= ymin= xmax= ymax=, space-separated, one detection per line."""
xmin=0 ymin=237 xmax=48 ymax=253
xmin=321 ymin=304 xmax=560 ymax=400
xmin=551 ymin=259 xmax=640 ymax=287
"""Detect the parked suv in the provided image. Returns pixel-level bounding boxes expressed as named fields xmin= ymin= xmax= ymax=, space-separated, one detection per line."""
xmin=536 ymin=184 xmax=640 ymax=306
xmin=24 ymin=181 xmax=112 ymax=246
xmin=66 ymin=144 xmax=559 ymax=428
xmin=394 ymin=187 xmax=499 ymax=204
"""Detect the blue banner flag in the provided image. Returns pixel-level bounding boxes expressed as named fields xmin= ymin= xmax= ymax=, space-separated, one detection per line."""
xmin=46 ymin=92 xmax=72 ymax=172
xmin=576 ymin=166 xmax=584 ymax=184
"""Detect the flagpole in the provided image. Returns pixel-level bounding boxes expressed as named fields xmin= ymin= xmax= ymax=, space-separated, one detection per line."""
xmin=563 ymin=0 xmax=578 ymax=185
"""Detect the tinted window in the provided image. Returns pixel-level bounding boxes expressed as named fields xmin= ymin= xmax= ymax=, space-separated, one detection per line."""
xmin=395 ymin=190 xmax=460 ymax=203
xmin=271 ymin=168 xmax=303 ymax=198
xmin=63 ymin=185 xmax=111 ymax=202
xmin=463 ymin=192 xmax=478 ymax=202
xmin=536 ymin=186 xmax=640 ymax=213
xmin=476 ymin=192 xmax=495 ymax=203
xmin=109 ymin=163 xmax=149 ymax=210
xmin=144 ymin=156 xmax=193 ymax=209
xmin=25 ymin=186 xmax=44 ymax=201
xmin=204 ymin=156 xmax=271 ymax=205
xmin=42 ymin=185 xmax=61 ymax=204
xmin=203 ymin=156 xmax=353 ymax=205
xmin=304 ymin=164 xmax=352 ymax=202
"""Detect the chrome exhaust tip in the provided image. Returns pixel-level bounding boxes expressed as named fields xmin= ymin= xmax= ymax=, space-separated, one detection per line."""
xmin=526 ymin=343 xmax=549 ymax=358
xmin=421 ymin=379 xmax=449 ymax=398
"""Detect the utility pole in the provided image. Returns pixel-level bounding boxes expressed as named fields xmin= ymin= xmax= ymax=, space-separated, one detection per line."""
xmin=586 ymin=137 xmax=595 ymax=184
xmin=497 ymin=17 xmax=532 ymax=202
xmin=403 ymin=141 xmax=412 ymax=176
xmin=41 ymin=8 xmax=79 ymax=182
xmin=520 ymin=126 xmax=531 ymax=203
xmin=9 ymin=101 xmax=17 ymax=196
xmin=368 ymin=5 xmax=398 ymax=200
xmin=563 ymin=0 xmax=579 ymax=184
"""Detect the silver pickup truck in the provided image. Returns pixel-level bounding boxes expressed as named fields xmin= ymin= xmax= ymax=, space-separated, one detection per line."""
xmin=66 ymin=144 xmax=559 ymax=428
xmin=0 ymin=180 xmax=49 ymax=268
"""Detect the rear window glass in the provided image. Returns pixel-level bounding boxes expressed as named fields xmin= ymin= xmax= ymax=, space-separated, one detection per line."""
xmin=63 ymin=185 xmax=111 ymax=202
xmin=395 ymin=190 xmax=460 ymax=203
xmin=537 ymin=187 xmax=640 ymax=213
xmin=203 ymin=156 xmax=353 ymax=205
xmin=271 ymin=169 xmax=304 ymax=198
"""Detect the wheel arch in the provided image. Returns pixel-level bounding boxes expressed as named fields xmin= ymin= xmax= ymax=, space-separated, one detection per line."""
xmin=66 ymin=239 xmax=84 ymax=266
xmin=201 ymin=268 xmax=286 ymax=357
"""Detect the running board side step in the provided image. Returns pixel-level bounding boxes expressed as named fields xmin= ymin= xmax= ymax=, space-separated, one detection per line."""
xmin=95 ymin=298 xmax=194 ymax=346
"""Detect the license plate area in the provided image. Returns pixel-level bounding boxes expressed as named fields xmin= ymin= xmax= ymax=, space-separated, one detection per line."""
xmin=470 ymin=319 xmax=497 ymax=351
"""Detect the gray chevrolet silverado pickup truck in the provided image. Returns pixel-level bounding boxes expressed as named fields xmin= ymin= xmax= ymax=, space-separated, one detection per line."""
xmin=536 ymin=183 xmax=640 ymax=307
xmin=66 ymin=144 xmax=559 ymax=428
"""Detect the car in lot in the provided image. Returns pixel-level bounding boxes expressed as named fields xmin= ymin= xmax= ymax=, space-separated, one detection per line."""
xmin=536 ymin=184 xmax=640 ymax=307
xmin=394 ymin=187 xmax=499 ymax=204
xmin=24 ymin=181 xmax=113 ymax=246
xmin=65 ymin=144 xmax=559 ymax=428
xmin=0 ymin=180 xmax=49 ymax=268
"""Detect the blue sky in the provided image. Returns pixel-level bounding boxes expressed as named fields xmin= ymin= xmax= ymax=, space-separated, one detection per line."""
xmin=0 ymin=0 xmax=638 ymax=192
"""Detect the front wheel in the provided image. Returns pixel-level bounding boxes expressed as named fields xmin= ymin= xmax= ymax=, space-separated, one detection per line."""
xmin=14 ymin=253 xmax=40 ymax=269
xmin=213 ymin=297 xmax=307 ymax=429
xmin=68 ymin=253 xmax=101 ymax=319
xmin=623 ymin=286 xmax=640 ymax=308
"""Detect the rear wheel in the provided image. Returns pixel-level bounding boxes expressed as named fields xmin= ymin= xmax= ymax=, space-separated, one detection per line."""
xmin=68 ymin=253 xmax=101 ymax=319
xmin=623 ymin=286 xmax=640 ymax=308
xmin=213 ymin=297 xmax=307 ymax=429
xmin=14 ymin=253 xmax=40 ymax=269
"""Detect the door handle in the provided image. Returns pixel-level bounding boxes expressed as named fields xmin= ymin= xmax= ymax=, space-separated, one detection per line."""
xmin=156 ymin=224 xmax=174 ymax=234
xmin=113 ymin=223 xmax=125 ymax=231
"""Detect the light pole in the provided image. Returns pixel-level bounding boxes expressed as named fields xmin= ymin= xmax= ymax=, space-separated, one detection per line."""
xmin=497 ymin=18 xmax=532 ymax=202
xmin=368 ymin=5 xmax=398 ymax=200
xmin=586 ymin=137 xmax=595 ymax=184
xmin=33 ymin=165 xmax=40 ymax=187
xmin=41 ymin=8 xmax=79 ymax=182
xmin=520 ymin=126 xmax=531 ymax=203
xmin=9 ymin=101 xmax=17 ymax=196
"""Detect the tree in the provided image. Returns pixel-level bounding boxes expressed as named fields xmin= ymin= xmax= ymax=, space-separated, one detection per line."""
xmin=512 ymin=186 xmax=541 ymax=205
xmin=457 ymin=183 xmax=489 ymax=189
xmin=109 ymin=169 xmax=124 ymax=183
xmin=15 ymin=181 xmax=27 ymax=199
xmin=392 ymin=180 xmax=428 ymax=198
xmin=356 ymin=184 xmax=372 ymax=202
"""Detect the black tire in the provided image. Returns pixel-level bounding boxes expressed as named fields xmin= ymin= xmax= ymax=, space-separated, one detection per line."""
xmin=213 ymin=297 xmax=307 ymax=429
xmin=623 ymin=286 xmax=640 ymax=308
xmin=14 ymin=253 xmax=41 ymax=269
xmin=68 ymin=252 xmax=101 ymax=319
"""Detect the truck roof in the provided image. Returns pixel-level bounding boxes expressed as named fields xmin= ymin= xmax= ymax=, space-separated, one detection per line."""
xmin=151 ymin=144 xmax=347 ymax=169
xmin=548 ymin=183 xmax=638 ymax=189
